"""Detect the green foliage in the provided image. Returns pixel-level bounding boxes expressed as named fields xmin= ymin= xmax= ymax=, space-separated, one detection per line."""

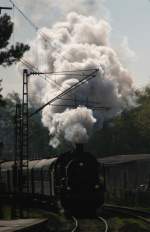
xmin=0 ymin=13 xmax=29 ymax=106
xmin=88 ymin=87 xmax=150 ymax=156
xmin=0 ymin=79 xmax=6 ymax=107
xmin=0 ymin=42 xmax=29 ymax=66
xmin=0 ymin=14 xmax=13 ymax=49
xmin=28 ymin=112 xmax=51 ymax=158
xmin=6 ymin=91 xmax=21 ymax=104
xmin=0 ymin=14 xmax=29 ymax=66
xmin=108 ymin=217 xmax=150 ymax=232
xmin=0 ymin=92 xmax=52 ymax=159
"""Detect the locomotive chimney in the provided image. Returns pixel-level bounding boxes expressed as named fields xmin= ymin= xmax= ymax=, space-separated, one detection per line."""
xmin=76 ymin=143 xmax=84 ymax=156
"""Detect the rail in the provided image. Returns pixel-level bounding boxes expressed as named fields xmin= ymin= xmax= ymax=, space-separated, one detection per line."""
xmin=71 ymin=216 xmax=108 ymax=232
xmin=103 ymin=204 xmax=150 ymax=223
xmin=97 ymin=216 xmax=108 ymax=232
xmin=71 ymin=216 xmax=78 ymax=232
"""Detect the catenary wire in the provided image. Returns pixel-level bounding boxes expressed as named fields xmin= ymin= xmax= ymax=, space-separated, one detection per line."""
xmin=29 ymin=69 xmax=99 ymax=117
xmin=8 ymin=0 xmax=38 ymax=31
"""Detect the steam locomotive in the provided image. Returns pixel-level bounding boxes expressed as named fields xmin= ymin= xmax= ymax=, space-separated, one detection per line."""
xmin=0 ymin=145 xmax=105 ymax=217
xmin=55 ymin=144 xmax=104 ymax=216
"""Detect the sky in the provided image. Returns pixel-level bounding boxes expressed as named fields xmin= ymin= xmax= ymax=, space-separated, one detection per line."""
xmin=0 ymin=0 xmax=150 ymax=96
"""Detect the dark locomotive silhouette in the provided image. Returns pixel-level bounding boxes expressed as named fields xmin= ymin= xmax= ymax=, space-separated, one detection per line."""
xmin=55 ymin=144 xmax=105 ymax=216
xmin=0 ymin=144 xmax=105 ymax=217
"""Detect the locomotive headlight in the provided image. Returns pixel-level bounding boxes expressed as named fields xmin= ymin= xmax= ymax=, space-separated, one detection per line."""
xmin=79 ymin=162 xmax=84 ymax=167
xmin=94 ymin=185 xmax=99 ymax=189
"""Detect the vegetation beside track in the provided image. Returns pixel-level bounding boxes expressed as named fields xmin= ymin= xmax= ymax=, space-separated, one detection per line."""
xmin=108 ymin=217 xmax=150 ymax=232
xmin=1 ymin=204 xmax=150 ymax=232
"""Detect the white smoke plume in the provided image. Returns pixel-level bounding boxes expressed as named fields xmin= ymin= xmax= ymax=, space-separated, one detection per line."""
xmin=14 ymin=0 xmax=107 ymax=25
xmin=21 ymin=12 xmax=134 ymax=148
xmin=45 ymin=106 xmax=96 ymax=148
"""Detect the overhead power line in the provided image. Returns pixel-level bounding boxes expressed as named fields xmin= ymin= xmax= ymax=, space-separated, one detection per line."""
xmin=20 ymin=58 xmax=82 ymax=97
xmin=8 ymin=0 xmax=51 ymax=42
xmin=20 ymin=59 xmax=101 ymax=103
xmin=29 ymin=69 xmax=99 ymax=75
xmin=29 ymin=69 xmax=99 ymax=117
xmin=8 ymin=0 xmax=38 ymax=31
xmin=8 ymin=0 xmax=93 ymax=101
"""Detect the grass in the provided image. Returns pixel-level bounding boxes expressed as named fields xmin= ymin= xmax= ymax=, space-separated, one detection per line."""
xmin=108 ymin=217 xmax=150 ymax=232
xmin=0 ymin=205 xmax=12 ymax=220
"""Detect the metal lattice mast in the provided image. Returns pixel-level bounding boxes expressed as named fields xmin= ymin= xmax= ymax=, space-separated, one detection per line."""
xmin=12 ymin=103 xmax=22 ymax=218
xmin=13 ymin=70 xmax=29 ymax=218
xmin=14 ymin=103 xmax=22 ymax=193
xmin=20 ymin=69 xmax=29 ymax=193
xmin=14 ymin=104 xmax=22 ymax=168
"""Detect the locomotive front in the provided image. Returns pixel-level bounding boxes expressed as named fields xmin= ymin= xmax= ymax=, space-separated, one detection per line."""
xmin=55 ymin=144 xmax=104 ymax=217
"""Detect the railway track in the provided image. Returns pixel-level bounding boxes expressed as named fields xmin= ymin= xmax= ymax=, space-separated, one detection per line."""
xmin=97 ymin=217 xmax=108 ymax=232
xmin=71 ymin=216 xmax=78 ymax=232
xmin=103 ymin=204 xmax=150 ymax=223
xmin=71 ymin=216 xmax=108 ymax=232
xmin=70 ymin=205 xmax=150 ymax=231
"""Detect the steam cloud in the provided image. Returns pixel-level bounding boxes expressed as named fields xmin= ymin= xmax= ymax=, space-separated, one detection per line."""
xmin=21 ymin=12 xmax=134 ymax=148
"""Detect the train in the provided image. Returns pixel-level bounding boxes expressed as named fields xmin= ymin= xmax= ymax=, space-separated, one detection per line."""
xmin=0 ymin=144 xmax=105 ymax=217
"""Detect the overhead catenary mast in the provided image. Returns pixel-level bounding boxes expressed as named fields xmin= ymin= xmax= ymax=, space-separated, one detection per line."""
xmin=13 ymin=70 xmax=29 ymax=218
xmin=0 ymin=7 xmax=12 ymax=14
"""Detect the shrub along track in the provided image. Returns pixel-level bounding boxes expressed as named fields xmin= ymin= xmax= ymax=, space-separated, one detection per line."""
xmin=103 ymin=204 xmax=150 ymax=223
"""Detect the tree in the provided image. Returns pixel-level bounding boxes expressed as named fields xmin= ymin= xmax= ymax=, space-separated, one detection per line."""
xmin=0 ymin=13 xmax=29 ymax=158
xmin=0 ymin=14 xmax=29 ymax=66
xmin=0 ymin=80 xmax=5 ymax=107
xmin=87 ymin=87 xmax=150 ymax=157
